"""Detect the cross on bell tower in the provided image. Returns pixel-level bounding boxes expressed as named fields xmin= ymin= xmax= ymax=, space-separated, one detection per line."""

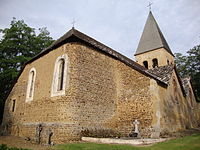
xmin=147 ymin=2 xmax=153 ymax=11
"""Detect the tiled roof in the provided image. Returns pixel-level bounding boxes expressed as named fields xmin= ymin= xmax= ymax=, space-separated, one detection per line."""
xmin=147 ymin=65 xmax=186 ymax=96
xmin=146 ymin=65 xmax=174 ymax=84
xmin=135 ymin=11 xmax=174 ymax=56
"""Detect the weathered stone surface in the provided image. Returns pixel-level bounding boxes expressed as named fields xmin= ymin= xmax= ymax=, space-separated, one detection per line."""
xmin=2 ymin=42 xmax=156 ymax=143
xmin=159 ymin=71 xmax=200 ymax=134
xmin=2 ymin=42 xmax=200 ymax=144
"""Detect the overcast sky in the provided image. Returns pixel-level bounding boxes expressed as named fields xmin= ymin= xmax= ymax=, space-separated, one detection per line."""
xmin=0 ymin=0 xmax=199 ymax=59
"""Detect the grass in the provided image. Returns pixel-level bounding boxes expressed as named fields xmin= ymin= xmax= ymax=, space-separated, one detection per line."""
xmin=54 ymin=134 xmax=200 ymax=150
xmin=0 ymin=144 xmax=31 ymax=150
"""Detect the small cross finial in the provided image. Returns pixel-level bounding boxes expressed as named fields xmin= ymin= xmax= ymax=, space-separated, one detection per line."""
xmin=71 ymin=19 xmax=76 ymax=28
xmin=147 ymin=2 xmax=153 ymax=11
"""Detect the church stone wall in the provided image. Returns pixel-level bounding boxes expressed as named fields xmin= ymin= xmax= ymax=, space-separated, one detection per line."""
xmin=2 ymin=43 xmax=83 ymax=143
xmin=114 ymin=62 xmax=154 ymax=137
xmin=2 ymin=42 xmax=156 ymax=143
xmin=159 ymin=71 xmax=200 ymax=135
xmin=62 ymin=42 xmax=155 ymax=138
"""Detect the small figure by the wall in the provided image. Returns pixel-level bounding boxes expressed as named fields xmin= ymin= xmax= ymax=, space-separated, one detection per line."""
xmin=35 ymin=124 xmax=42 ymax=144
xmin=46 ymin=128 xmax=53 ymax=145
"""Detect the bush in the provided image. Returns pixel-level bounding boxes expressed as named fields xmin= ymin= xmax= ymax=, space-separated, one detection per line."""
xmin=0 ymin=144 xmax=31 ymax=150
xmin=81 ymin=128 xmax=122 ymax=138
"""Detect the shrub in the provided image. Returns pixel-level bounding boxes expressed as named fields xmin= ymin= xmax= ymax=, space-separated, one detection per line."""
xmin=0 ymin=144 xmax=31 ymax=150
xmin=81 ymin=128 xmax=122 ymax=138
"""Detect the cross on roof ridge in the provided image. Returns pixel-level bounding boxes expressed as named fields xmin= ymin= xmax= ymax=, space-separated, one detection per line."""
xmin=71 ymin=19 xmax=76 ymax=28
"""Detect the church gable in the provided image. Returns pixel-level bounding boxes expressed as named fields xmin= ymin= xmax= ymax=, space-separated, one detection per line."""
xmin=4 ymin=27 xmax=167 ymax=104
xmin=4 ymin=27 xmax=168 ymax=108
xmin=25 ymin=27 xmax=166 ymax=86
xmin=3 ymin=38 xmax=158 ymax=142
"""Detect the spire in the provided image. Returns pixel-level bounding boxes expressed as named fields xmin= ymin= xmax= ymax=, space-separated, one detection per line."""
xmin=135 ymin=11 xmax=173 ymax=56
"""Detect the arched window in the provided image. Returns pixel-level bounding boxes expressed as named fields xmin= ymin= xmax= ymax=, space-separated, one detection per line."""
xmin=12 ymin=99 xmax=16 ymax=112
xmin=51 ymin=54 xmax=68 ymax=97
xmin=167 ymin=60 xmax=170 ymax=65
xmin=57 ymin=59 xmax=65 ymax=91
xmin=173 ymin=78 xmax=177 ymax=92
xmin=26 ymin=68 xmax=36 ymax=102
xmin=143 ymin=61 xmax=148 ymax=69
xmin=152 ymin=58 xmax=158 ymax=68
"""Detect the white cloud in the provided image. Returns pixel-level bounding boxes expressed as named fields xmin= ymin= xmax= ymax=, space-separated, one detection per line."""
xmin=0 ymin=0 xmax=199 ymax=58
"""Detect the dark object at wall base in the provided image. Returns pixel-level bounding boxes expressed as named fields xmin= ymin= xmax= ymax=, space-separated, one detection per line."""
xmin=129 ymin=132 xmax=138 ymax=137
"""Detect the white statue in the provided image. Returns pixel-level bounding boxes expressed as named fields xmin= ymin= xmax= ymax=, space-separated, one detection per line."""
xmin=133 ymin=119 xmax=140 ymax=133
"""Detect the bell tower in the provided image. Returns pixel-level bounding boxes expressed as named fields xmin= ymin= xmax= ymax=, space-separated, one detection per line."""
xmin=135 ymin=11 xmax=174 ymax=69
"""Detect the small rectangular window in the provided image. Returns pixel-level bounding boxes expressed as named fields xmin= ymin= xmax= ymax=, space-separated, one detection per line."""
xmin=12 ymin=99 xmax=16 ymax=112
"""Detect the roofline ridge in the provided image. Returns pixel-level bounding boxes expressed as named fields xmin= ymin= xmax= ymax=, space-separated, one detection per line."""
xmin=135 ymin=46 xmax=174 ymax=56
xmin=24 ymin=28 xmax=167 ymax=86
xmin=155 ymin=20 xmax=174 ymax=56
xmin=150 ymin=12 xmax=174 ymax=56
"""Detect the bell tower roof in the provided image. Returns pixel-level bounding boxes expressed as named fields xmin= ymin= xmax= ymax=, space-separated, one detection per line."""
xmin=135 ymin=11 xmax=174 ymax=56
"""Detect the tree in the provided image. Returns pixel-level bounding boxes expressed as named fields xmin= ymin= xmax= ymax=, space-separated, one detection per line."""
xmin=0 ymin=18 xmax=54 ymax=123
xmin=174 ymin=53 xmax=189 ymax=77
xmin=175 ymin=45 xmax=200 ymax=102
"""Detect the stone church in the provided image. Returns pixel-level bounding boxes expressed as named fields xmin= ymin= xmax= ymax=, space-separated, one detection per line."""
xmin=2 ymin=11 xmax=200 ymax=144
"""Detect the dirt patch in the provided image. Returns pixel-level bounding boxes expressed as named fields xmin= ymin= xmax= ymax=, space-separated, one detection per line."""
xmin=0 ymin=136 xmax=53 ymax=150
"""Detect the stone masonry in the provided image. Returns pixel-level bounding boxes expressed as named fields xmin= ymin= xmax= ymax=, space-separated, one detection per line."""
xmin=2 ymin=42 xmax=157 ymax=143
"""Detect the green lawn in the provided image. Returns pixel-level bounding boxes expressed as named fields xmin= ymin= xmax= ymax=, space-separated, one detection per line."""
xmin=54 ymin=134 xmax=200 ymax=150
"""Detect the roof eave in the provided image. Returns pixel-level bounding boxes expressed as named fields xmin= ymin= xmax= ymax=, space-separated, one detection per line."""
xmin=134 ymin=46 xmax=174 ymax=57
